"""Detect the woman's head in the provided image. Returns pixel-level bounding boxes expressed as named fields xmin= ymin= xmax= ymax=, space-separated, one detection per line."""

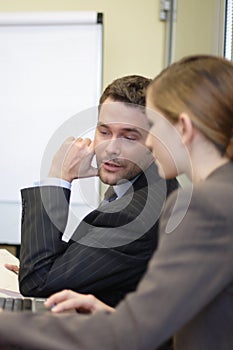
xmin=147 ymin=55 xmax=233 ymax=160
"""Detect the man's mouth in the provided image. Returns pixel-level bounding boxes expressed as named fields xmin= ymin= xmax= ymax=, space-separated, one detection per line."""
xmin=102 ymin=161 xmax=123 ymax=172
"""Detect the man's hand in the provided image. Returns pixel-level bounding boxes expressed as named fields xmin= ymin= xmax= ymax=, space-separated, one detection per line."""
xmin=45 ymin=289 xmax=115 ymax=314
xmin=48 ymin=137 xmax=98 ymax=182
xmin=4 ymin=264 xmax=19 ymax=275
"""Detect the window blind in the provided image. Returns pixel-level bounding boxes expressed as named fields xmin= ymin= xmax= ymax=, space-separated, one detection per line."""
xmin=224 ymin=0 xmax=233 ymax=60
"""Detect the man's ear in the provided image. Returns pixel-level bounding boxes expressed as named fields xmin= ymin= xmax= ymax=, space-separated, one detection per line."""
xmin=177 ymin=113 xmax=194 ymax=145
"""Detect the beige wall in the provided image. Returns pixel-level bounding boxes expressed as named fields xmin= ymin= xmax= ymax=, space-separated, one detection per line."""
xmin=173 ymin=0 xmax=225 ymax=61
xmin=0 ymin=0 xmax=226 ymax=87
xmin=0 ymin=0 xmax=165 ymax=89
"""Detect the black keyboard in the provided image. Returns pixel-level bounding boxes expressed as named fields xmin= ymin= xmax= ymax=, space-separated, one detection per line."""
xmin=0 ymin=297 xmax=48 ymax=312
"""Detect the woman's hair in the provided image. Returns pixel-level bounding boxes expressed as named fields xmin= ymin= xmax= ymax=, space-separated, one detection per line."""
xmin=147 ymin=55 xmax=233 ymax=160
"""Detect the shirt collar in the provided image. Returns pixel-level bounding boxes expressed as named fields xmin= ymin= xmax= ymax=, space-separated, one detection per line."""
xmin=113 ymin=174 xmax=140 ymax=199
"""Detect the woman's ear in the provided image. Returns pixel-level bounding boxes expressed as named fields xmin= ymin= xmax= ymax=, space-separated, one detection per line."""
xmin=177 ymin=113 xmax=194 ymax=145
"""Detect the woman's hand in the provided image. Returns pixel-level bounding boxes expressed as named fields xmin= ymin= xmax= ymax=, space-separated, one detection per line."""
xmin=45 ymin=289 xmax=115 ymax=314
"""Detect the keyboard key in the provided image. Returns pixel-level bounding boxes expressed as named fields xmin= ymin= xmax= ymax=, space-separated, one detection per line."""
xmin=35 ymin=299 xmax=48 ymax=312
xmin=13 ymin=298 xmax=23 ymax=311
xmin=4 ymin=298 xmax=14 ymax=311
xmin=22 ymin=298 xmax=32 ymax=311
xmin=0 ymin=297 xmax=5 ymax=309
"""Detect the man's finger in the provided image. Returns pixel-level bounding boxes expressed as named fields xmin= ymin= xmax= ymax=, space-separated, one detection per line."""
xmin=4 ymin=264 xmax=19 ymax=275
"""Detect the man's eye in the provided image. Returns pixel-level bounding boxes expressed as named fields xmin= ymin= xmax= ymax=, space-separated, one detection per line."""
xmin=99 ymin=129 xmax=109 ymax=135
xmin=124 ymin=135 xmax=137 ymax=141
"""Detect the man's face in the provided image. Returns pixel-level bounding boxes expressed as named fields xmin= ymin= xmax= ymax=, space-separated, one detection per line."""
xmin=94 ymin=97 xmax=153 ymax=185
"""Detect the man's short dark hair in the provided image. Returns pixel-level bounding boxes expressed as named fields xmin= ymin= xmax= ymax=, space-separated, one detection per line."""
xmin=99 ymin=75 xmax=152 ymax=107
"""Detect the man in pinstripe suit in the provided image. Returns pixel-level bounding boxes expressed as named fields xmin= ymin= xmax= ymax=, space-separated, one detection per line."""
xmin=18 ymin=76 xmax=178 ymax=316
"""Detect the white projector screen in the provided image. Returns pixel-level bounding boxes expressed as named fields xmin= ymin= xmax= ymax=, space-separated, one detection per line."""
xmin=0 ymin=12 xmax=103 ymax=244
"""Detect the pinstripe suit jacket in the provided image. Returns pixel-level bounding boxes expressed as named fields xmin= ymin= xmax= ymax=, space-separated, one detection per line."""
xmin=19 ymin=162 xmax=178 ymax=308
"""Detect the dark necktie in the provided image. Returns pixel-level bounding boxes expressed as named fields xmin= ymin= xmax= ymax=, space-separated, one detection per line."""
xmin=104 ymin=186 xmax=118 ymax=202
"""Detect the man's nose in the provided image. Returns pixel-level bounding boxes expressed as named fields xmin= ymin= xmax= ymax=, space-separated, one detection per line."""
xmin=105 ymin=138 xmax=121 ymax=156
